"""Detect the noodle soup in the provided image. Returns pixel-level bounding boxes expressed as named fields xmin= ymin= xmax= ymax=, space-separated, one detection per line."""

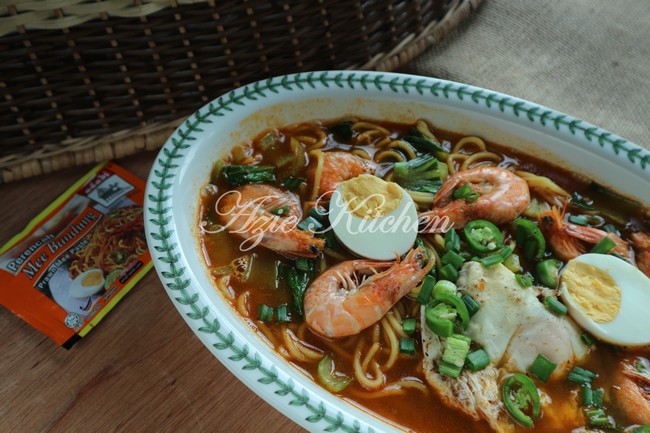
xmin=199 ymin=118 xmax=650 ymax=432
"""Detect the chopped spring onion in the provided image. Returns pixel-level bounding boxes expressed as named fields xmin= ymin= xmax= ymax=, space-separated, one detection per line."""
xmin=570 ymin=191 xmax=595 ymax=211
xmin=582 ymin=385 xmax=593 ymax=406
xmin=222 ymin=165 xmax=276 ymax=186
xmin=403 ymin=179 xmax=443 ymax=194
xmin=515 ymin=274 xmax=533 ymax=288
xmin=461 ymin=294 xmax=480 ymax=317
xmin=317 ymin=355 xmax=353 ymax=392
xmin=308 ymin=205 xmax=329 ymax=223
xmin=444 ymin=229 xmax=461 ymax=253
xmin=258 ymin=304 xmax=274 ymax=323
xmin=478 ymin=246 xmax=513 ymax=267
xmin=502 ymin=373 xmax=541 ymax=428
xmin=529 ymin=354 xmax=557 ymax=382
xmin=393 ymin=154 xmax=444 ymax=194
xmin=590 ymin=236 xmax=616 ymax=254
xmin=402 ymin=318 xmax=417 ymax=335
xmin=279 ymin=264 xmax=311 ymax=318
xmin=280 ymin=176 xmax=306 ymax=191
xmin=275 ymin=304 xmax=291 ymax=323
xmin=585 ymin=408 xmax=612 ymax=427
xmin=536 ymin=259 xmax=562 ymax=288
xmin=592 ymin=388 xmax=603 ymax=408
xmin=581 ymin=333 xmax=594 ymax=346
xmin=399 ymin=337 xmax=417 ymax=356
xmin=544 ymin=296 xmax=568 ymax=316
xmin=439 ymin=263 xmax=459 ymax=282
xmin=331 ymin=121 xmax=354 ymax=140
xmin=513 ymin=218 xmax=547 ymax=261
xmin=297 ymin=216 xmax=324 ymax=232
xmin=632 ymin=426 xmax=650 ymax=433
xmin=603 ymin=223 xmax=621 ymax=236
xmin=417 ymin=275 xmax=436 ymax=304
xmin=568 ymin=366 xmax=598 ymax=385
xmin=439 ymin=334 xmax=472 ymax=378
xmin=466 ymin=349 xmax=490 ymax=371
xmin=453 ymin=183 xmax=480 ymax=202
xmin=210 ymin=159 xmax=224 ymax=184
xmin=568 ymin=214 xmax=589 ymax=226
xmin=269 ymin=205 xmax=290 ymax=216
xmin=433 ymin=280 xmax=458 ymax=298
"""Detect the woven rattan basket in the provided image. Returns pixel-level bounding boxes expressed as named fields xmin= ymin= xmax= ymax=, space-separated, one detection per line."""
xmin=0 ymin=0 xmax=482 ymax=183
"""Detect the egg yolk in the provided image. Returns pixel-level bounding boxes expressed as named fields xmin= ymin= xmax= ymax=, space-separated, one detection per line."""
xmin=338 ymin=174 xmax=402 ymax=219
xmin=561 ymin=261 xmax=621 ymax=323
xmin=82 ymin=271 xmax=103 ymax=287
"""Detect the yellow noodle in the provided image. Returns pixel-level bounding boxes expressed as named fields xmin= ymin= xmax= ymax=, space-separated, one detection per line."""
xmin=281 ymin=325 xmax=312 ymax=363
xmin=386 ymin=311 xmax=407 ymax=339
xmin=354 ymin=340 xmax=385 ymax=390
xmin=351 ymin=148 xmax=371 ymax=160
xmin=308 ymin=149 xmax=324 ymax=201
xmin=279 ymin=346 xmax=291 ymax=360
xmin=257 ymin=322 xmax=280 ymax=348
xmin=415 ymin=119 xmax=436 ymax=139
xmin=371 ymin=323 xmax=381 ymax=344
xmin=406 ymin=190 xmax=435 ymax=206
xmin=374 ymin=136 xmax=392 ymax=149
xmin=282 ymin=325 xmax=323 ymax=362
xmin=236 ymin=290 xmax=250 ymax=317
xmin=433 ymin=233 xmax=445 ymax=249
xmin=349 ymin=379 xmax=429 ymax=399
xmin=297 ymin=322 xmax=309 ymax=341
xmin=353 ymin=121 xmax=391 ymax=145
xmin=374 ymin=149 xmax=406 ymax=163
xmin=285 ymin=122 xmax=327 ymax=151
xmin=387 ymin=140 xmax=417 ymax=159
xmin=446 ymin=153 xmax=468 ymax=174
xmin=361 ymin=341 xmax=382 ymax=372
xmin=452 ymin=136 xmax=486 ymax=153
xmin=409 ymin=301 xmax=421 ymax=318
xmin=380 ymin=317 xmax=399 ymax=370
xmin=515 ymin=170 xmax=570 ymax=205
xmin=322 ymin=339 xmax=354 ymax=361
xmin=459 ymin=151 xmax=502 ymax=170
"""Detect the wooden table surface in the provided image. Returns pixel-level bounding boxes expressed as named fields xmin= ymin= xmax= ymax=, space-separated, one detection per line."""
xmin=0 ymin=151 xmax=306 ymax=433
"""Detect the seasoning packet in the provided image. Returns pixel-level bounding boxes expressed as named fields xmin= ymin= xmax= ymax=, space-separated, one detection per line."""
xmin=0 ymin=162 xmax=152 ymax=347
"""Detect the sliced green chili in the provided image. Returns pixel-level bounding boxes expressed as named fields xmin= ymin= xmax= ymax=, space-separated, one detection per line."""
xmin=502 ymin=373 xmax=541 ymax=428
xmin=433 ymin=280 xmax=458 ymax=298
xmin=425 ymin=303 xmax=455 ymax=338
xmin=513 ymin=218 xmax=547 ymax=261
xmin=536 ymin=259 xmax=562 ymax=288
xmin=464 ymin=220 xmax=504 ymax=254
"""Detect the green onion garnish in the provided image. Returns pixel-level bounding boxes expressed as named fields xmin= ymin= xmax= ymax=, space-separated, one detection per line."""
xmin=515 ymin=274 xmax=533 ymax=288
xmin=586 ymin=408 xmax=611 ymax=427
xmin=581 ymin=333 xmax=594 ymax=346
xmin=222 ymin=165 xmax=276 ymax=186
xmin=602 ymin=223 xmax=621 ymax=236
xmin=590 ymin=236 xmax=616 ymax=254
xmin=439 ymin=263 xmax=459 ymax=282
xmin=478 ymin=246 xmax=513 ymax=267
xmin=465 ymin=349 xmax=490 ymax=371
xmin=568 ymin=215 xmax=589 ymax=226
xmin=280 ymin=176 xmax=306 ymax=191
xmin=536 ymin=259 xmax=562 ymax=289
xmin=568 ymin=366 xmax=598 ymax=385
xmin=275 ymin=304 xmax=291 ymax=323
xmin=582 ymin=385 xmax=593 ymax=406
xmin=441 ymin=250 xmax=465 ymax=270
xmin=529 ymin=354 xmax=557 ymax=382
xmin=417 ymin=275 xmax=436 ymax=304
xmin=295 ymin=258 xmax=313 ymax=272
xmin=453 ymin=183 xmax=478 ymax=201
xmin=308 ymin=205 xmax=328 ymax=223
xmin=297 ymin=216 xmax=324 ymax=232
xmin=270 ymin=205 xmax=290 ymax=216
xmin=592 ymin=388 xmax=603 ymax=408
xmin=402 ymin=318 xmax=417 ymax=335
xmin=399 ymin=337 xmax=417 ymax=356
xmin=444 ymin=229 xmax=461 ymax=253
xmin=402 ymin=129 xmax=446 ymax=153
xmin=258 ymin=304 xmax=274 ymax=323
xmin=461 ymin=294 xmax=480 ymax=317
xmin=544 ymin=296 xmax=568 ymax=316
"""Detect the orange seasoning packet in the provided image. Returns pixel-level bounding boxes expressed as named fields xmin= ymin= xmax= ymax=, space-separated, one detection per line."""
xmin=0 ymin=162 xmax=152 ymax=347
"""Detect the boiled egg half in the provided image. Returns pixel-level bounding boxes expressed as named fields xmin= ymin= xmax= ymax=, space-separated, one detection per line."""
xmin=69 ymin=268 xmax=105 ymax=299
xmin=559 ymin=253 xmax=650 ymax=346
xmin=328 ymin=174 xmax=418 ymax=260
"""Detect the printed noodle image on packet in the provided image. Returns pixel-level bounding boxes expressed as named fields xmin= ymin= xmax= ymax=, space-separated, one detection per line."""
xmin=0 ymin=162 xmax=152 ymax=348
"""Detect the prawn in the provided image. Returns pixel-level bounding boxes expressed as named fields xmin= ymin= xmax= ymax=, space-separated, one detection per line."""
xmin=304 ymin=245 xmax=433 ymax=338
xmin=308 ymin=151 xmax=377 ymax=200
xmin=217 ymin=184 xmax=324 ymax=258
xmin=612 ymin=356 xmax=650 ymax=425
xmin=631 ymin=231 xmax=650 ymax=278
xmin=537 ymin=207 xmax=632 ymax=262
xmin=419 ymin=166 xmax=530 ymax=232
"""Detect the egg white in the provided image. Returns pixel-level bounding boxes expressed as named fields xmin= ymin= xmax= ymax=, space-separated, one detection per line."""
xmin=559 ymin=253 xmax=650 ymax=346
xmin=328 ymin=185 xmax=418 ymax=260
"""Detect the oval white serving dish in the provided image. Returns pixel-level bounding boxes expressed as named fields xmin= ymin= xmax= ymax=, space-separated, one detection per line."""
xmin=144 ymin=71 xmax=650 ymax=433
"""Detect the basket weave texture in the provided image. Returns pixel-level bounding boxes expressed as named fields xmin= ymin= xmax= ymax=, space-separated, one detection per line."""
xmin=0 ymin=0 xmax=482 ymax=183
